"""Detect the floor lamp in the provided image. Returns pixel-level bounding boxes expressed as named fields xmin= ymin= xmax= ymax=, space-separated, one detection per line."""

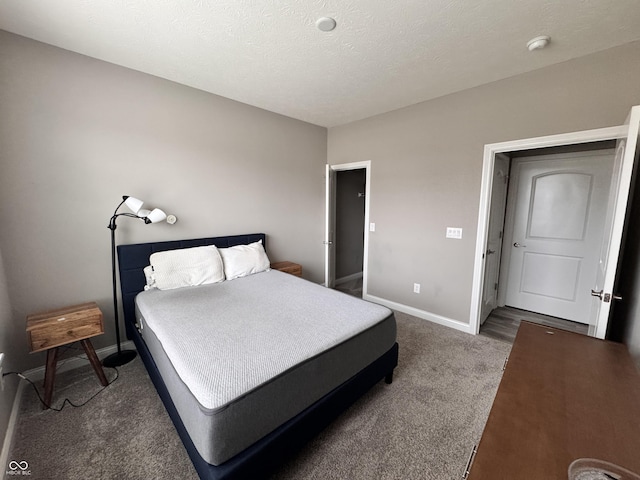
xmin=102 ymin=195 xmax=168 ymax=368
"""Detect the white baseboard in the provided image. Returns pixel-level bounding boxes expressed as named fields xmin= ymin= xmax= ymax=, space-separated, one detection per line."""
xmin=0 ymin=379 xmax=25 ymax=472
xmin=363 ymin=294 xmax=474 ymax=334
xmin=23 ymin=340 xmax=135 ymax=382
xmin=335 ymin=272 xmax=363 ymax=286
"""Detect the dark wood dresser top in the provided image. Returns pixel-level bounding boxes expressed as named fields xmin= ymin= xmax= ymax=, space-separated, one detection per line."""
xmin=468 ymin=321 xmax=640 ymax=479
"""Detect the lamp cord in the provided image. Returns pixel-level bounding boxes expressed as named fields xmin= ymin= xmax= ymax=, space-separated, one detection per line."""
xmin=2 ymin=367 xmax=119 ymax=412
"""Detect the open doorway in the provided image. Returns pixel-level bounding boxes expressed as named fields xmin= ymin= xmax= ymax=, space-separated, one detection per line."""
xmin=333 ymin=169 xmax=366 ymax=298
xmin=470 ymin=111 xmax=639 ymax=339
xmin=480 ymin=143 xmax=615 ymax=341
xmin=324 ymin=161 xmax=371 ymax=297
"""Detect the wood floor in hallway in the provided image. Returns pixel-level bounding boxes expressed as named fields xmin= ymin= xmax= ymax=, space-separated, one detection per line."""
xmin=480 ymin=306 xmax=589 ymax=344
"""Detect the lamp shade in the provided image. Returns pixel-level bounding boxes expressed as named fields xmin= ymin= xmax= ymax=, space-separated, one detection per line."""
xmin=124 ymin=196 xmax=144 ymax=214
xmin=137 ymin=208 xmax=151 ymax=218
xmin=146 ymin=208 xmax=167 ymax=223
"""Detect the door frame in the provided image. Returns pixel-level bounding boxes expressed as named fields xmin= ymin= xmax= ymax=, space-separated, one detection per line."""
xmin=469 ymin=125 xmax=629 ymax=335
xmin=325 ymin=161 xmax=371 ymax=295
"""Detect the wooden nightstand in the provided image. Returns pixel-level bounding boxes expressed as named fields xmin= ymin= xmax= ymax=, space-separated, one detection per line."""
xmin=26 ymin=302 xmax=109 ymax=409
xmin=270 ymin=261 xmax=302 ymax=277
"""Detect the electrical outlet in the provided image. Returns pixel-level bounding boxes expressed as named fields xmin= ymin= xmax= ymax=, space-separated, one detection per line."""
xmin=413 ymin=283 xmax=421 ymax=294
xmin=0 ymin=352 xmax=5 ymax=391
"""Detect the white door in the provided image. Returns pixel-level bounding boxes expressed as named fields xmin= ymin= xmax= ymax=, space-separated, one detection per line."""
xmin=480 ymin=154 xmax=510 ymax=324
xmin=324 ymin=164 xmax=336 ymax=287
xmin=504 ymin=151 xmax=614 ymax=323
xmin=591 ymin=106 xmax=640 ymax=338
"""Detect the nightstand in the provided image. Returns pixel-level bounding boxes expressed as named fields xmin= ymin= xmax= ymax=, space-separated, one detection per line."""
xmin=270 ymin=261 xmax=302 ymax=277
xmin=26 ymin=302 xmax=109 ymax=408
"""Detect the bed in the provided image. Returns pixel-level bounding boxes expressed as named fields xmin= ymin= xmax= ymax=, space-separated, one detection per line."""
xmin=117 ymin=233 xmax=398 ymax=479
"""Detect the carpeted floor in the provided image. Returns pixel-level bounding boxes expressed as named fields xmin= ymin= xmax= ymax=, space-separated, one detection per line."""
xmin=7 ymin=312 xmax=510 ymax=480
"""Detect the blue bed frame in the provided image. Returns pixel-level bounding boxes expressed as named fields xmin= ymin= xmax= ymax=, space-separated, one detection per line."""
xmin=117 ymin=233 xmax=399 ymax=480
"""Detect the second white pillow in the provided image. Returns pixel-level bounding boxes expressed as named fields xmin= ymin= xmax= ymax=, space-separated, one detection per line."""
xmin=219 ymin=240 xmax=270 ymax=280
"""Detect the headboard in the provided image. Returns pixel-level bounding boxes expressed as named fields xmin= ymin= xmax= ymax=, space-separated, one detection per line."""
xmin=117 ymin=233 xmax=266 ymax=338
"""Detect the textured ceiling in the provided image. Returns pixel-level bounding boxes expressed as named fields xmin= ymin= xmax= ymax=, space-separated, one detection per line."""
xmin=1 ymin=1 xmax=639 ymax=127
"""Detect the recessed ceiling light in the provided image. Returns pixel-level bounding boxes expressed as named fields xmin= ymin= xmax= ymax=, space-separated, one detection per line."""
xmin=527 ymin=35 xmax=551 ymax=51
xmin=316 ymin=17 xmax=337 ymax=32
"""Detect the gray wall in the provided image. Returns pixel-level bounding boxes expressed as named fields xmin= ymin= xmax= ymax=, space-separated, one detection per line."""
xmin=0 ymin=31 xmax=328 ymax=375
xmin=335 ymin=169 xmax=365 ymax=279
xmin=328 ymin=41 xmax=640 ymax=326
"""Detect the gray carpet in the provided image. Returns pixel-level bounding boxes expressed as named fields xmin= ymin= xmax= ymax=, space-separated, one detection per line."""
xmin=7 ymin=312 xmax=510 ymax=479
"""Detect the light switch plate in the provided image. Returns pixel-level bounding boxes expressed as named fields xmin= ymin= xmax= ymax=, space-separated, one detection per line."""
xmin=370 ymin=223 xmax=376 ymax=232
xmin=446 ymin=227 xmax=463 ymax=239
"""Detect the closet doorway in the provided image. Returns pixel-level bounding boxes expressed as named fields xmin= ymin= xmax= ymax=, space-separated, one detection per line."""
xmin=478 ymin=146 xmax=615 ymax=339
xmin=324 ymin=161 xmax=371 ymax=298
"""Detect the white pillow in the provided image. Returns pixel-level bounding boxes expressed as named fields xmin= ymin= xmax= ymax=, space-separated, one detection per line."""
xmin=219 ymin=240 xmax=270 ymax=280
xmin=149 ymin=245 xmax=225 ymax=290
xmin=143 ymin=265 xmax=157 ymax=290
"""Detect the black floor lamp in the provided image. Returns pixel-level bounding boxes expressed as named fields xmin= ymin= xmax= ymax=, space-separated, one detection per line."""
xmin=102 ymin=195 xmax=168 ymax=368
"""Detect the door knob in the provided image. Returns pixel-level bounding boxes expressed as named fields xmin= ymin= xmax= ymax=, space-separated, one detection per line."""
xmin=591 ymin=289 xmax=603 ymax=299
xmin=513 ymin=242 xmax=527 ymax=248
xmin=613 ymin=294 xmax=623 ymax=301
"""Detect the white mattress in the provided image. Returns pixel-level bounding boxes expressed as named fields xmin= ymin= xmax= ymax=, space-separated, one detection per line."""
xmin=135 ymin=269 xmax=397 ymax=465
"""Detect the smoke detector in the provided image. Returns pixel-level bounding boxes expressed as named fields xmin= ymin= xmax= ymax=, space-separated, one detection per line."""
xmin=316 ymin=17 xmax=337 ymax=32
xmin=527 ymin=35 xmax=551 ymax=51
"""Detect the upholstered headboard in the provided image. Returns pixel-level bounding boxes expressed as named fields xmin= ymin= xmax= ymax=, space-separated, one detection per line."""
xmin=117 ymin=233 xmax=266 ymax=338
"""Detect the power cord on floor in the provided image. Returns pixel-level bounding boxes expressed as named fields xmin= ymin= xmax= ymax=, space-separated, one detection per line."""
xmin=2 ymin=366 xmax=119 ymax=411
